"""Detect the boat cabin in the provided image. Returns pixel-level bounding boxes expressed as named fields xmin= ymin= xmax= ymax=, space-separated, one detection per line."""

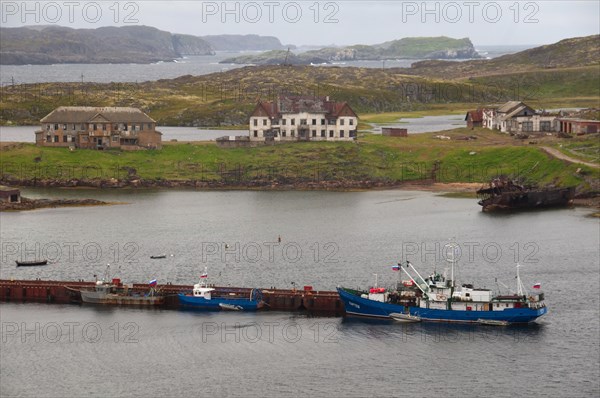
xmin=368 ymin=288 xmax=388 ymax=302
xmin=193 ymin=284 xmax=215 ymax=299
xmin=452 ymin=285 xmax=493 ymax=302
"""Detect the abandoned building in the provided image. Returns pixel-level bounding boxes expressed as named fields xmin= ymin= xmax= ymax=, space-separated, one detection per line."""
xmin=557 ymin=118 xmax=600 ymax=135
xmin=477 ymin=101 xmax=556 ymax=134
xmin=36 ymin=107 xmax=162 ymax=150
xmin=0 ymin=186 xmax=21 ymax=203
xmin=249 ymin=96 xmax=358 ymax=142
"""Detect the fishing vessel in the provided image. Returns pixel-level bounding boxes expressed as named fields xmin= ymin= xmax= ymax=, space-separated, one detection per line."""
xmin=337 ymin=251 xmax=547 ymax=325
xmin=178 ymin=269 xmax=263 ymax=311
xmin=76 ymin=279 xmax=164 ymax=306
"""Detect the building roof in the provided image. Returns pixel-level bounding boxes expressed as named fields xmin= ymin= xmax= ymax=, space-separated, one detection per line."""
xmin=465 ymin=109 xmax=483 ymax=122
xmin=497 ymin=101 xmax=526 ymax=114
xmin=556 ymin=118 xmax=600 ymax=123
xmin=251 ymin=96 xmax=357 ymax=119
xmin=0 ymin=185 xmax=20 ymax=195
xmin=40 ymin=107 xmax=155 ymax=124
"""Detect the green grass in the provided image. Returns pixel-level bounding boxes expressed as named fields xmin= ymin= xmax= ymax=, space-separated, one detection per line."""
xmin=2 ymin=128 xmax=597 ymax=192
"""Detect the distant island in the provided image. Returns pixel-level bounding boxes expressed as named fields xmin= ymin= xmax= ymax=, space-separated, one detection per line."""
xmin=220 ymin=37 xmax=482 ymax=65
xmin=0 ymin=26 xmax=287 ymax=65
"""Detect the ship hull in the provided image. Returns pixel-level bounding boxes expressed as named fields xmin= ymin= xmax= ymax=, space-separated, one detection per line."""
xmin=338 ymin=288 xmax=546 ymax=324
xmin=80 ymin=291 xmax=163 ymax=306
xmin=178 ymin=294 xmax=260 ymax=311
xmin=477 ymin=187 xmax=575 ymax=212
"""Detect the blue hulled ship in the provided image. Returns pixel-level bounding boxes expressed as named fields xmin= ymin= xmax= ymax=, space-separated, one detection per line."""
xmin=178 ymin=269 xmax=263 ymax=311
xmin=338 ymin=260 xmax=547 ymax=325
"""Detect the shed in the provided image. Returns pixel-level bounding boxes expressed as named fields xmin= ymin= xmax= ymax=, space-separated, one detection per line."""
xmin=382 ymin=127 xmax=408 ymax=137
xmin=0 ymin=186 xmax=21 ymax=203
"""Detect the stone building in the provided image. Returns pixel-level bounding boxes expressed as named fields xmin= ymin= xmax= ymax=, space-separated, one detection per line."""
xmin=36 ymin=107 xmax=162 ymax=150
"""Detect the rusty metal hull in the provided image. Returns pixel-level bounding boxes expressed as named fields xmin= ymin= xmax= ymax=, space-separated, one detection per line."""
xmin=0 ymin=280 xmax=344 ymax=315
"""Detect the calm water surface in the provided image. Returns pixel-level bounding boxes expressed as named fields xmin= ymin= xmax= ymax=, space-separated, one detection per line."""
xmin=0 ymin=126 xmax=246 ymax=143
xmin=0 ymin=189 xmax=598 ymax=397
xmin=0 ymin=45 xmax=533 ymax=85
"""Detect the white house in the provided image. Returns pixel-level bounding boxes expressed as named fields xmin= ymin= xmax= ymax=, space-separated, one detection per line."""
xmin=249 ymin=96 xmax=358 ymax=142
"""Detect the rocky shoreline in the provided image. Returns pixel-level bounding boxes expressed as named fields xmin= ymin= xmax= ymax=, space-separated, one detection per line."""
xmin=0 ymin=196 xmax=111 ymax=211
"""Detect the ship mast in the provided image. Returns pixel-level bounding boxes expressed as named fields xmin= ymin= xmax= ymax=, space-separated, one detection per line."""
xmin=516 ymin=264 xmax=527 ymax=297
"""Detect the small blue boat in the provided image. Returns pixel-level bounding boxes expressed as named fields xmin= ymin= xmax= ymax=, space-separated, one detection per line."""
xmin=178 ymin=270 xmax=263 ymax=311
xmin=338 ymin=259 xmax=547 ymax=325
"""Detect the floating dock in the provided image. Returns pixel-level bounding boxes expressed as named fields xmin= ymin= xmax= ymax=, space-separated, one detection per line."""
xmin=0 ymin=279 xmax=344 ymax=315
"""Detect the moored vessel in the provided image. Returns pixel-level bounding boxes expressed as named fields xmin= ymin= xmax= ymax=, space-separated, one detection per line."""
xmin=77 ymin=279 xmax=164 ymax=306
xmin=178 ymin=268 xmax=263 ymax=311
xmin=338 ymin=255 xmax=547 ymax=325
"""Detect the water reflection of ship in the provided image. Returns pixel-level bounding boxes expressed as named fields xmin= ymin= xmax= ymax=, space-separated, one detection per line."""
xmin=476 ymin=176 xmax=575 ymax=211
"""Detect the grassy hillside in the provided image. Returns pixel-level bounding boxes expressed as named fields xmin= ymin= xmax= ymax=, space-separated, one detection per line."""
xmin=2 ymin=63 xmax=598 ymax=127
xmin=2 ymin=129 xmax=597 ymax=193
xmin=401 ymin=35 xmax=600 ymax=79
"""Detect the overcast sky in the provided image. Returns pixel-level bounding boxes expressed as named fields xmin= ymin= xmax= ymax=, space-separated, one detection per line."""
xmin=2 ymin=1 xmax=599 ymax=46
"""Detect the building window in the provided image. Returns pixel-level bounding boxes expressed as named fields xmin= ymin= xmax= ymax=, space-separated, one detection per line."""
xmin=62 ymin=124 xmax=67 ymax=130
xmin=71 ymin=124 xmax=76 ymax=130
xmin=540 ymin=121 xmax=552 ymax=131
xmin=312 ymin=130 xmax=316 ymax=137
xmin=349 ymin=119 xmax=354 ymax=126
xmin=253 ymin=119 xmax=257 ymax=126
xmin=113 ymin=124 xmax=118 ymax=130
xmin=282 ymin=131 xmax=286 ymax=137
xmin=329 ymin=119 xmax=336 ymax=125
xmin=321 ymin=130 xmax=325 ymax=137
xmin=321 ymin=119 xmax=325 ymax=125
xmin=522 ymin=121 xmax=533 ymax=132
xmin=82 ymin=136 xmax=88 ymax=142
xmin=53 ymin=136 xmax=59 ymax=143
xmin=340 ymin=130 xmax=345 ymax=137
xmin=329 ymin=130 xmax=334 ymax=137
xmin=253 ymin=130 xmax=258 ymax=137
xmin=112 ymin=135 xmax=118 ymax=142
xmin=93 ymin=124 xmax=97 ymax=130
xmin=282 ymin=119 xmax=286 ymax=125
xmin=263 ymin=119 xmax=267 ymax=126
xmin=312 ymin=119 xmax=316 ymax=125
xmin=300 ymin=119 xmax=307 ymax=125
xmin=350 ymin=130 xmax=357 ymax=138
xmin=340 ymin=119 xmax=345 ymax=126
xmin=102 ymin=124 xmax=107 ymax=131
xmin=291 ymin=119 xmax=295 ymax=125
xmin=54 ymin=124 xmax=58 ymax=130
xmin=63 ymin=135 xmax=68 ymax=143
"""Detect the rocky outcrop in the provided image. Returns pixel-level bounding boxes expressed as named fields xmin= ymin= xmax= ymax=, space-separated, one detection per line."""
xmin=0 ymin=196 xmax=110 ymax=211
xmin=1 ymin=25 xmax=214 ymax=65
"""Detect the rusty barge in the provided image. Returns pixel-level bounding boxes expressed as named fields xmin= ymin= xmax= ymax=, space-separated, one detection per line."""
xmin=0 ymin=279 xmax=344 ymax=315
xmin=476 ymin=177 xmax=575 ymax=212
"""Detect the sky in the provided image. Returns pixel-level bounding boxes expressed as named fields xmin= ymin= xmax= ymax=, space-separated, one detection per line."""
xmin=1 ymin=1 xmax=599 ymax=46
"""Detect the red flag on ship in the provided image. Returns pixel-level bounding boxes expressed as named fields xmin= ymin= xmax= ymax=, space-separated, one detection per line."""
xmin=533 ymin=283 xmax=541 ymax=289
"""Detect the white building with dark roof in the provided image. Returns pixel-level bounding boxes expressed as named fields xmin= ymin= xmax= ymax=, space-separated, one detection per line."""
xmin=36 ymin=106 xmax=162 ymax=150
xmin=249 ymin=96 xmax=358 ymax=142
